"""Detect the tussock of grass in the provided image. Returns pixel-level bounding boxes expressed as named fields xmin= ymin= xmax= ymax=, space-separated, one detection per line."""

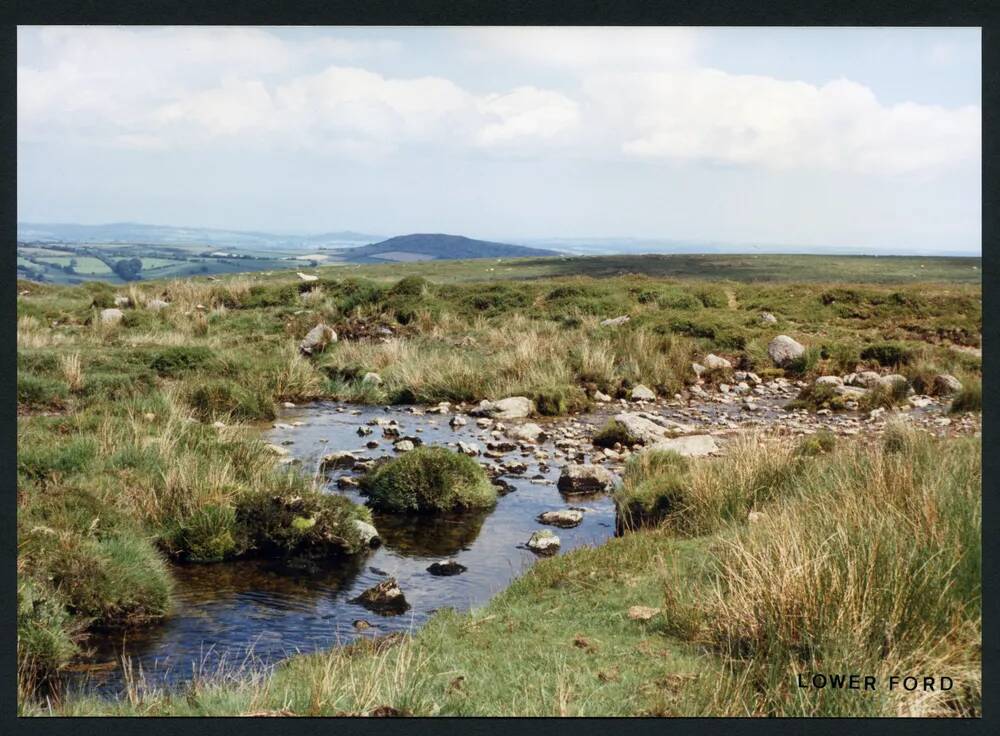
xmin=614 ymin=450 xmax=691 ymax=529
xmin=950 ymin=378 xmax=981 ymax=413
xmin=592 ymin=419 xmax=636 ymax=449
xmin=360 ymin=447 xmax=496 ymax=513
xmin=794 ymin=429 xmax=836 ymax=456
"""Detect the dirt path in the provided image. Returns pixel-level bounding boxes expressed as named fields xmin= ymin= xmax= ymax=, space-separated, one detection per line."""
xmin=725 ymin=288 xmax=738 ymax=310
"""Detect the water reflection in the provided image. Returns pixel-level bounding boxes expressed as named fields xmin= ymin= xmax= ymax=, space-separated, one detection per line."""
xmin=373 ymin=509 xmax=490 ymax=558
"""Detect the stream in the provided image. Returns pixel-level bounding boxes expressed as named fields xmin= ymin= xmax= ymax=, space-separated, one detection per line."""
xmin=66 ymin=387 xmax=970 ymax=696
xmin=70 ymin=402 xmax=621 ymax=695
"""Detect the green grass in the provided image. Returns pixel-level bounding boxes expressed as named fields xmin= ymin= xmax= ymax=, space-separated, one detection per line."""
xmin=33 ymin=430 xmax=980 ymax=717
xmin=950 ymin=377 xmax=982 ymax=413
xmin=15 ymin=254 xmax=981 ymax=713
xmin=360 ymin=446 xmax=497 ymax=513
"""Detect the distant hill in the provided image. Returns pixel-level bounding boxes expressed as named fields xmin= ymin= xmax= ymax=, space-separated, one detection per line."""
xmin=339 ymin=233 xmax=560 ymax=262
xmin=17 ymin=222 xmax=381 ymax=249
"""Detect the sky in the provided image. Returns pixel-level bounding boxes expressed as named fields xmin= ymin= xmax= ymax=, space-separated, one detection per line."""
xmin=17 ymin=26 xmax=982 ymax=252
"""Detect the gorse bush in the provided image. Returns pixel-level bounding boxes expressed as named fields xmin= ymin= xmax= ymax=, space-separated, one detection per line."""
xmin=361 ymin=447 xmax=497 ymax=513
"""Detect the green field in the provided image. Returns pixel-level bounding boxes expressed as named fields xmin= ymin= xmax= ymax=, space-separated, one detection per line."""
xmin=16 ymin=254 xmax=982 ymax=716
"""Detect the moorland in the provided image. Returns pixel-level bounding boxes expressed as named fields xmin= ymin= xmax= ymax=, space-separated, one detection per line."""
xmin=16 ymin=253 xmax=982 ymax=716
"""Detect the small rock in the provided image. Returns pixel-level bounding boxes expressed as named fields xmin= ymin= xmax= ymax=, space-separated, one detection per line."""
xmin=691 ymin=363 xmax=706 ymax=378
xmin=321 ymin=451 xmax=358 ymax=470
xmin=627 ymin=605 xmax=660 ymax=622
xmin=759 ymin=312 xmax=778 ymax=324
xmin=600 ymin=315 xmax=630 ymax=327
xmin=281 ymin=401 xmax=296 ymax=409
xmin=299 ymin=323 xmax=337 ymax=356
xmin=146 ymin=298 xmax=170 ymax=311
xmin=767 ymin=335 xmax=805 ymax=367
xmin=456 ymin=441 xmax=481 ymax=456
xmin=427 ymin=559 xmax=467 ymax=576
xmin=265 ymin=444 xmax=290 ymax=456
xmin=297 ymin=272 xmax=319 ymax=282
xmin=393 ymin=439 xmax=415 ymax=453
xmin=878 ymin=374 xmax=909 ymax=391
xmin=526 ymin=529 xmax=561 ymax=554
xmin=507 ymin=423 xmax=545 ymax=443
xmin=113 ymin=295 xmax=131 ymax=308
xmin=353 ymin=520 xmax=381 ymax=547
xmin=353 ymin=619 xmax=372 ymax=630
xmin=212 ymin=421 xmax=226 ymax=429
xmin=351 ymin=578 xmax=409 ymax=614
xmin=932 ymin=374 xmax=963 ymax=396
xmin=593 ymin=391 xmax=612 ymax=402
xmin=472 ymin=396 xmax=535 ymax=419
xmin=537 ymin=509 xmax=584 ymax=528
xmin=449 ymin=415 xmax=468 ymax=427
xmin=630 ymin=384 xmax=656 ymax=401
xmin=557 ymin=464 xmax=616 ymax=495
xmin=815 ymin=375 xmax=844 ymax=388
xmin=99 ymin=308 xmax=124 ymax=324
xmin=848 ymin=371 xmax=882 ymax=388
xmin=704 ymin=353 xmax=732 ymax=371
xmin=362 ymin=372 xmax=383 ymax=386
xmin=646 ymin=434 xmax=719 ymax=457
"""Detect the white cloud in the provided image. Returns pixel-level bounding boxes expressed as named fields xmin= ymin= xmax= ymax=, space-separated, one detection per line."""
xmin=475 ymin=86 xmax=580 ymax=146
xmin=584 ymin=69 xmax=980 ymax=174
xmin=18 ymin=26 xmax=979 ymax=175
xmin=468 ymin=27 xmax=699 ymax=70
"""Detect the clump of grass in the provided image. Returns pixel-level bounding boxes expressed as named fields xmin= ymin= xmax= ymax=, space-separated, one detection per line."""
xmin=787 ymin=383 xmax=851 ymax=411
xmin=17 ymin=373 xmax=69 ymax=409
xmin=860 ymin=342 xmax=914 ymax=367
xmin=185 ymin=379 xmax=275 ymax=421
xmin=21 ymin=523 xmax=173 ymax=627
xmin=148 ymin=345 xmax=215 ymax=376
xmin=17 ymin=577 xmax=80 ymax=681
xmin=235 ymin=483 xmax=372 ymax=557
xmin=856 ymin=376 xmax=908 ymax=411
xmin=614 ymin=450 xmax=691 ymax=530
xmin=59 ymin=353 xmax=84 ymax=392
xmin=950 ymin=378 xmax=981 ymax=413
xmin=705 ymin=431 xmax=980 ymax=716
xmin=164 ymin=505 xmax=239 ymax=562
xmin=795 ymin=429 xmax=837 ymax=456
xmin=360 ymin=446 xmax=496 ymax=513
xmin=592 ymin=419 xmax=636 ymax=449
xmin=533 ymin=384 xmax=590 ymax=416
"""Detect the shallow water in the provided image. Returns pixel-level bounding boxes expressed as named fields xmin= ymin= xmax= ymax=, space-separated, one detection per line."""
xmin=74 ymin=402 xmax=618 ymax=694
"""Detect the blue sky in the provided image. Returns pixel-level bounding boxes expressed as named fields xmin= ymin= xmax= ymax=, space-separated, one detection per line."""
xmin=17 ymin=26 xmax=981 ymax=251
